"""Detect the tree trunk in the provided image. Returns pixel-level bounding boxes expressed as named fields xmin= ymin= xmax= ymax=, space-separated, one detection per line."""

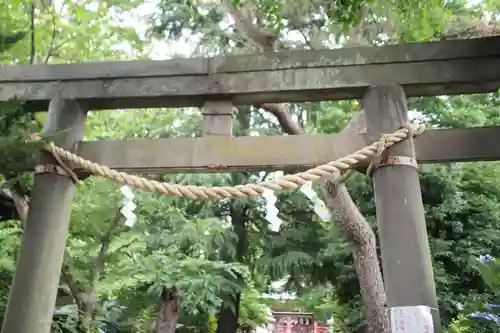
xmin=215 ymin=293 xmax=241 ymax=333
xmin=154 ymin=287 xmax=181 ymax=333
xmin=76 ymin=291 xmax=97 ymax=332
xmin=214 ymin=108 xmax=251 ymax=333
xmin=322 ymin=179 xmax=387 ymax=333
xmin=215 ymin=195 xmax=248 ymax=333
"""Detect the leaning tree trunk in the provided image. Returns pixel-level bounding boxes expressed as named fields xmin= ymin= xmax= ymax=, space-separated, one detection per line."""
xmin=154 ymin=287 xmax=181 ymax=333
xmin=322 ymin=178 xmax=387 ymax=333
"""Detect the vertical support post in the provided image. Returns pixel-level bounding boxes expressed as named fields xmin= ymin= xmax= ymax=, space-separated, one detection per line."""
xmin=364 ymin=85 xmax=441 ymax=331
xmin=1 ymin=97 xmax=88 ymax=333
xmin=202 ymin=100 xmax=233 ymax=136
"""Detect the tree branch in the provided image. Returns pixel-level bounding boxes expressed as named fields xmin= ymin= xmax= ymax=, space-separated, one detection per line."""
xmin=225 ymin=1 xmax=279 ymax=52
xmin=77 ymin=209 xmax=123 ymax=329
xmin=346 ymin=8 xmax=367 ymax=45
xmin=29 ymin=1 xmax=35 ymax=65
xmin=1 ymin=188 xmax=29 ymax=228
xmin=42 ymin=5 xmax=62 ymax=64
xmin=61 ymin=259 xmax=82 ymax=302
xmin=89 ymin=209 xmax=122 ymax=290
xmin=256 ymin=103 xmax=304 ymax=135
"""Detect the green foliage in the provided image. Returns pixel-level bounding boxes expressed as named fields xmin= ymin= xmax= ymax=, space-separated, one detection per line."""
xmin=446 ymin=313 xmax=473 ymax=333
xmin=0 ymin=100 xmax=41 ymax=175
xmin=0 ymin=271 xmax=13 ymax=327
xmin=0 ymin=221 xmax=22 ymax=272
xmin=443 ymin=257 xmax=500 ymax=333
xmin=0 ymin=31 xmax=27 ymax=52
xmin=239 ymin=286 xmax=271 ymax=329
xmin=474 ymin=258 xmax=500 ymax=295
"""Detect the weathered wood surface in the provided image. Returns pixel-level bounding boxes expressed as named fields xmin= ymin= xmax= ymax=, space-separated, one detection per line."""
xmin=1 ymin=36 xmax=500 ymax=111
xmin=202 ymin=100 xmax=233 ymax=136
xmin=1 ymin=97 xmax=88 ymax=333
xmin=2 ymin=36 xmax=500 ymax=81
xmin=16 ymin=126 xmax=500 ymax=174
xmin=364 ymin=85 xmax=441 ymax=331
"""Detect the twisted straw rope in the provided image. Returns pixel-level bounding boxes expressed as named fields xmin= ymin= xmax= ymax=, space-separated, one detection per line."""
xmin=42 ymin=124 xmax=425 ymax=200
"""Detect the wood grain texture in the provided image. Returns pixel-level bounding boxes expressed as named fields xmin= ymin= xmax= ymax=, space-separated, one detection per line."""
xmin=202 ymin=100 xmax=233 ymax=136
xmin=364 ymin=85 xmax=441 ymax=331
xmin=210 ymin=36 xmax=500 ymax=72
xmin=1 ymin=97 xmax=87 ymax=333
xmin=15 ymin=126 xmax=500 ymax=174
xmin=1 ymin=36 xmax=499 ymax=81
xmin=1 ymin=36 xmax=499 ymax=111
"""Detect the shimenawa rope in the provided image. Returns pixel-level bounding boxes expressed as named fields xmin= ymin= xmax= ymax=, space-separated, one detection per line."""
xmin=38 ymin=124 xmax=425 ymax=200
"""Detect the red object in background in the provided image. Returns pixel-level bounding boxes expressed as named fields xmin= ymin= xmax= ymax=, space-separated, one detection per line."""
xmin=316 ymin=324 xmax=329 ymax=333
xmin=272 ymin=312 xmax=317 ymax=333
xmin=238 ymin=311 xmax=330 ymax=333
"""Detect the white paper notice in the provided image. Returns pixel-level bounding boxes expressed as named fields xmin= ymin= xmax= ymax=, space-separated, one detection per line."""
xmin=390 ymin=306 xmax=434 ymax=333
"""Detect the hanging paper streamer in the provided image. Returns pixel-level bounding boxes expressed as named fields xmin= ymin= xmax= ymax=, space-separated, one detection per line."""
xmin=299 ymin=181 xmax=331 ymax=221
xmin=120 ymin=186 xmax=137 ymax=227
xmin=262 ymin=189 xmax=282 ymax=232
xmin=261 ymin=171 xmax=284 ymax=232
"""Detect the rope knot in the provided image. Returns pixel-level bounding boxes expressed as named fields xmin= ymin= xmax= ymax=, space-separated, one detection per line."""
xmin=405 ymin=122 xmax=426 ymax=137
xmin=366 ymin=123 xmax=426 ymax=177
xmin=28 ymin=132 xmax=80 ymax=184
xmin=405 ymin=123 xmax=416 ymax=137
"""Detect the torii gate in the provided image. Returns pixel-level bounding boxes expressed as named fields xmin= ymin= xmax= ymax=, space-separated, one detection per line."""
xmin=1 ymin=36 xmax=500 ymax=333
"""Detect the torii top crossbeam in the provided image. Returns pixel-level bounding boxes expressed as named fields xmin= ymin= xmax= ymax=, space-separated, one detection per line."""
xmin=0 ymin=36 xmax=499 ymax=111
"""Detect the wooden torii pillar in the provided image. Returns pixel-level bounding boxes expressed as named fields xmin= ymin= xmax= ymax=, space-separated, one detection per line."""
xmin=202 ymin=100 xmax=233 ymax=137
xmin=363 ymin=85 xmax=441 ymax=331
xmin=1 ymin=97 xmax=87 ymax=333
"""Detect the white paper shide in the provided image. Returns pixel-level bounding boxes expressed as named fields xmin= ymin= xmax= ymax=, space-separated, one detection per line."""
xmin=390 ymin=306 xmax=434 ymax=333
xmin=120 ymin=186 xmax=137 ymax=227
xmin=300 ymin=181 xmax=331 ymax=222
xmin=262 ymin=189 xmax=282 ymax=232
xmin=261 ymin=171 xmax=284 ymax=232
